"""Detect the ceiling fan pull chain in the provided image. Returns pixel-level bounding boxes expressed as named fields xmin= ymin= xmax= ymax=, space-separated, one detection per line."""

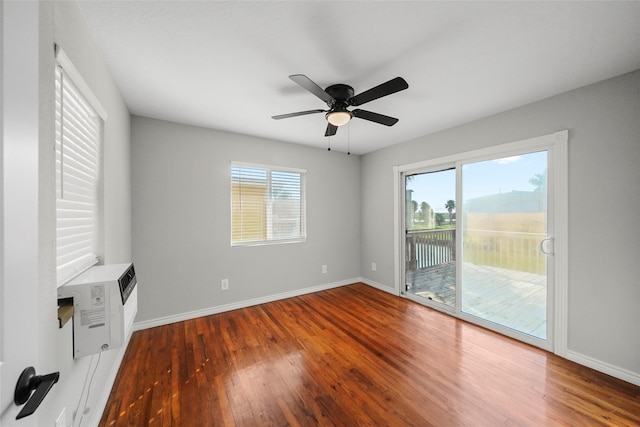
xmin=327 ymin=135 xmax=331 ymax=151
xmin=347 ymin=124 xmax=351 ymax=155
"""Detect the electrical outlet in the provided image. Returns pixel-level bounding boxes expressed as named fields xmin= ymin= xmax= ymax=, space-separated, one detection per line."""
xmin=321 ymin=265 xmax=327 ymax=274
xmin=221 ymin=279 xmax=229 ymax=290
xmin=371 ymin=262 xmax=377 ymax=272
xmin=55 ymin=407 xmax=66 ymax=427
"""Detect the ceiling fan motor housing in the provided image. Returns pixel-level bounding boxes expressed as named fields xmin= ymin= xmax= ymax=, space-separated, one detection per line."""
xmin=325 ymin=84 xmax=354 ymax=110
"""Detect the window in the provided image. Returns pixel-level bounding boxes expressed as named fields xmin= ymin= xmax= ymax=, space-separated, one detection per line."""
xmin=231 ymin=162 xmax=306 ymax=246
xmin=55 ymin=61 xmax=103 ymax=285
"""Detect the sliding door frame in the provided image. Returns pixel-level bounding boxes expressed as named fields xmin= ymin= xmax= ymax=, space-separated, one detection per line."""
xmin=401 ymin=163 xmax=457 ymax=314
xmin=393 ymin=130 xmax=568 ymax=354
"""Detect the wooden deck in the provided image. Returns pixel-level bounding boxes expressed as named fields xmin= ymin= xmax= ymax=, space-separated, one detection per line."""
xmin=406 ymin=262 xmax=547 ymax=338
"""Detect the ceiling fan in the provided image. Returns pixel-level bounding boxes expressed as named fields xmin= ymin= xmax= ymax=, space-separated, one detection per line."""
xmin=272 ymin=74 xmax=409 ymax=137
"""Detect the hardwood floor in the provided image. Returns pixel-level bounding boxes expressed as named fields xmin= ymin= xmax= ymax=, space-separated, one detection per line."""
xmin=99 ymin=283 xmax=640 ymax=426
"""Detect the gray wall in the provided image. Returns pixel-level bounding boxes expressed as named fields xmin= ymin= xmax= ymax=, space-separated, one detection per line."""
xmin=46 ymin=1 xmax=133 ymax=424
xmin=5 ymin=2 xmax=636 ymax=425
xmin=131 ymin=116 xmax=361 ymax=323
xmin=360 ymin=70 xmax=640 ymax=379
xmin=1 ymin=1 xmax=133 ymax=426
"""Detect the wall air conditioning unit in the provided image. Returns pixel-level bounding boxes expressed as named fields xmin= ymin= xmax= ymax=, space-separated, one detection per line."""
xmin=58 ymin=263 xmax=138 ymax=358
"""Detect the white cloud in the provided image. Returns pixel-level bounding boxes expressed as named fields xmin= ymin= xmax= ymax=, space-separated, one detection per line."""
xmin=494 ymin=155 xmax=521 ymax=164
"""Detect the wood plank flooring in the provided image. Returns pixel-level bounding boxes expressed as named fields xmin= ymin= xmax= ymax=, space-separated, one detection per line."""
xmin=99 ymin=283 xmax=640 ymax=426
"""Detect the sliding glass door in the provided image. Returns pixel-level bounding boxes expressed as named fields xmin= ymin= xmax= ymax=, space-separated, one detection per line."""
xmin=460 ymin=151 xmax=549 ymax=340
xmin=399 ymin=131 xmax=567 ymax=350
xmin=404 ymin=168 xmax=456 ymax=309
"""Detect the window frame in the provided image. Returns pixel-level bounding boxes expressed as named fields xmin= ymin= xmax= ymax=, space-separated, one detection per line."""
xmin=55 ymin=47 xmax=106 ymax=286
xmin=230 ymin=161 xmax=307 ymax=247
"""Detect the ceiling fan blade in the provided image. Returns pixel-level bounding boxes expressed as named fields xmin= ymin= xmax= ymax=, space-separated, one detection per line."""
xmin=349 ymin=77 xmax=408 ymax=106
xmin=325 ymin=123 xmax=338 ymax=137
xmin=272 ymin=109 xmax=326 ymax=120
xmin=290 ymin=74 xmax=334 ymax=103
xmin=352 ymin=109 xmax=399 ymax=126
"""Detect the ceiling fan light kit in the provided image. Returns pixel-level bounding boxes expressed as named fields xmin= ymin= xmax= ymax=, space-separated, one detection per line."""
xmin=326 ymin=110 xmax=352 ymax=127
xmin=272 ymin=74 xmax=408 ymax=137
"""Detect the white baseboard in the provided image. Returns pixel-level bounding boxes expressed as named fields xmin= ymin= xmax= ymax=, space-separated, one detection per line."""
xmin=358 ymin=277 xmax=397 ymax=295
xmin=133 ymin=278 xmax=358 ymax=331
xmin=565 ymin=350 xmax=640 ymax=387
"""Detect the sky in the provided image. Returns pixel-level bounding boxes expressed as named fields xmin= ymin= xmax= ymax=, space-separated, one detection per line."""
xmin=406 ymin=151 xmax=547 ymax=213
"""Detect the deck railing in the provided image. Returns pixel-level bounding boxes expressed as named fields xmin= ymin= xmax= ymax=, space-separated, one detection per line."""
xmin=463 ymin=229 xmax=546 ymax=274
xmin=406 ymin=229 xmax=455 ymax=271
xmin=406 ymin=228 xmax=547 ymax=275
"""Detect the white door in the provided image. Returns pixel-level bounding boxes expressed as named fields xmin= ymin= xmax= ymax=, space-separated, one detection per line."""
xmin=402 ymin=151 xmax=552 ymax=348
xmin=1 ymin=2 xmax=42 ymax=425
xmin=458 ymin=150 xmax=552 ymax=348
xmin=398 ymin=131 xmax=567 ymax=352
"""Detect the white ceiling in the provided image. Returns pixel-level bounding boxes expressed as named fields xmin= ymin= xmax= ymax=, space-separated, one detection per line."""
xmin=76 ymin=1 xmax=640 ymax=155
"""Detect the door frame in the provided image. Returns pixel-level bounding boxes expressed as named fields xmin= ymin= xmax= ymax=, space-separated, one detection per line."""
xmin=393 ymin=130 xmax=568 ymax=354
xmin=401 ymin=163 xmax=457 ymax=315
xmin=1 ymin=2 xmax=42 ymax=423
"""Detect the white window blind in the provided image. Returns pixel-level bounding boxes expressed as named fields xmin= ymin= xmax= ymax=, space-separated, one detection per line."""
xmin=55 ymin=65 xmax=102 ymax=285
xmin=231 ymin=163 xmax=306 ymax=246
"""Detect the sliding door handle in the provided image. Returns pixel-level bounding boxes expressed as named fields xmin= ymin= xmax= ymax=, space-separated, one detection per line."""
xmin=540 ymin=237 xmax=554 ymax=255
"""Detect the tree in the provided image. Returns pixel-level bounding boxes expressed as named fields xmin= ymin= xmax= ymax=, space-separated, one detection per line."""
xmin=529 ymin=169 xmax=547 ymax=192
xmin=445 ymin=199 xmax=455 ymax=225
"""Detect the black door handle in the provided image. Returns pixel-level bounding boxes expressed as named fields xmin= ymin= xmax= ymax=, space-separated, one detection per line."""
xmin=14 ymin=366 xmax=60 ymax=420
